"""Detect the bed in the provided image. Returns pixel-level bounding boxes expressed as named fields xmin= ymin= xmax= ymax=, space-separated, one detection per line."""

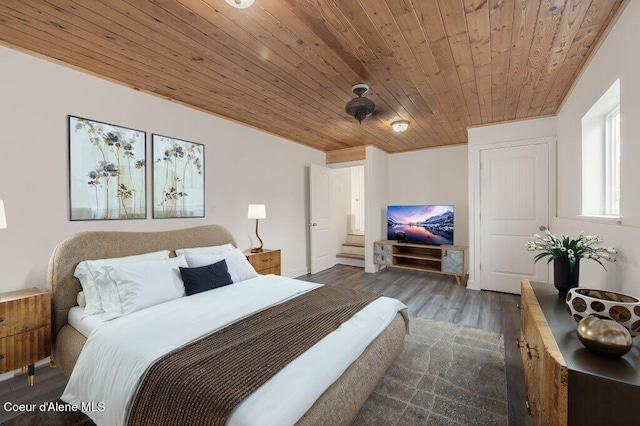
xmin=47 ymin=225 xmax=407 ymax=425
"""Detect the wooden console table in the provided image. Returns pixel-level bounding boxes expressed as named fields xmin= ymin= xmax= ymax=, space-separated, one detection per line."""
xmin=520 ymin=279 xmax=640 ymax=425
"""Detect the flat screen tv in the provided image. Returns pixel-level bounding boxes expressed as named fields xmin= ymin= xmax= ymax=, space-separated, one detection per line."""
xmin=387 ymin=205 xmax=454 ymax=245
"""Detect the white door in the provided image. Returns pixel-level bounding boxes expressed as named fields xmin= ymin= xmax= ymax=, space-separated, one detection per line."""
xmin=480 ymin=143 xmax=549 ymax=294
xmin=309 ymin=164 xmax=334 ymax=274
xmin=351 ymin=165 xmax=365 ymax=233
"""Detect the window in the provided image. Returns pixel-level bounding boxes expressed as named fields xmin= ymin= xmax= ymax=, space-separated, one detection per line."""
xmin=582 ymin=79 xmax=621 ymax=217
xmin=605 ymin=107 xmax=620 ymax=216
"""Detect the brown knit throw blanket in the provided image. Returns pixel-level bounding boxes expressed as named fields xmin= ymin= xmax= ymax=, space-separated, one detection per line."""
xmin=128 ymin=285 xmax=382 ymax=426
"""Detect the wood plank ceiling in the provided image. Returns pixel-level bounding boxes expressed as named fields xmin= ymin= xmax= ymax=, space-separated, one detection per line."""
xmin=0 ymin=0 xmax=626 ymax=153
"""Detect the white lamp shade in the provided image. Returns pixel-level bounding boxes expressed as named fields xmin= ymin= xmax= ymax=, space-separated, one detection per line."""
xmin=248 ymin=204 xmax=266 ymax=219
xmin=225 ymin=0 xmax=255 ymax=8
xmin=391 ymin=120 xmax=410 ymax=132
xmin=0 ymin=200 xmax=6 ymax=229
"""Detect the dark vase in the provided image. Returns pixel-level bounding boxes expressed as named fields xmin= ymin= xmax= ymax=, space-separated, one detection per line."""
xmin=553 ymin=257 xmax=580 ymax=297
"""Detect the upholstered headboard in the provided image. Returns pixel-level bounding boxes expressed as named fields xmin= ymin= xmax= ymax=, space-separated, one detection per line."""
xmin=46 ymin=225 xmax=237 ymax=343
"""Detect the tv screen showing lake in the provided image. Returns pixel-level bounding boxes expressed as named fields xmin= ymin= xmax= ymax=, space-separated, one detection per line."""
xmin=387 ymin=205 xmax=454 ymax=245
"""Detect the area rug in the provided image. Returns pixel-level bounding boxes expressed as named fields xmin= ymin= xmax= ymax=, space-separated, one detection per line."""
xmin=352 ymin=317 xmax=508 ymax=425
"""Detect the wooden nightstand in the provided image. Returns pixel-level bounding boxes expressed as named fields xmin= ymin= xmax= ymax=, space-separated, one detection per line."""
xmin=0 ymin=288 xmax=51 ymax=386
xmin=243 ymin=249 xmax=281 ymax=275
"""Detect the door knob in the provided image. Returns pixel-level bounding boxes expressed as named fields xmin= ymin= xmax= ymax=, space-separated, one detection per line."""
xmin=311 ymin=223 xmax=317 ymax=227
xmin=539 ymin=225 xmax=547 ymax=231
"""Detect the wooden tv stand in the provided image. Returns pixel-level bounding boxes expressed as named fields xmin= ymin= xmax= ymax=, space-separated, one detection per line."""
xmin=374 ymin=240 xmax=468 ymax=285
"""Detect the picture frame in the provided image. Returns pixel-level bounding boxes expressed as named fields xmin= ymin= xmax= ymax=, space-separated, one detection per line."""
xmin=152 ymin=134 xmax=205 ymax=218
xmin=68 ymin=115 xmax=146 ymax=221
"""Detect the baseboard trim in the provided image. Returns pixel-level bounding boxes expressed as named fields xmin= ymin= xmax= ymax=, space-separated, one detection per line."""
xmin=467 ymin=279 xmax=480 ymax=291
xmin=286 ymin=267 xmax=310 ymax=279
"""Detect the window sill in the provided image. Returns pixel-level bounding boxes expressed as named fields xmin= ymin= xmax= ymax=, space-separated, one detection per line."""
xmin=577 ymin=215 xmax=622 ymax=225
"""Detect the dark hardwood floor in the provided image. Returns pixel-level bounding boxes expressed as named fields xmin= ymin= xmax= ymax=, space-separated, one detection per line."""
xmin=0 ymin=265 xmax=530 ymax=425
xmin=0 ymin=363 xmax=74 ymax=424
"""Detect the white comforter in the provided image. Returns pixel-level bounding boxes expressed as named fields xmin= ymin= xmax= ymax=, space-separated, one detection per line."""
xmin=61 ymin=275 xmax=407 ymax=426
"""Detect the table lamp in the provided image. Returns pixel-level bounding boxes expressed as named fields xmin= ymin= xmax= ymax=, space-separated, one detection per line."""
xmin=248 ymin=204 xmax=266 ymax=253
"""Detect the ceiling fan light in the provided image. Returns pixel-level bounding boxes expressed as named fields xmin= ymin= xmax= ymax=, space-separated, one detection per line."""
xmin=345 ymin=97 xmax=375 ymax=123
xmin=345 ymin=83 xmax=375 ymax=124
xmin=391 ymin=120 xmax=410 ymax=132
xmin=225 ymin=0 xmax=255 ymax=9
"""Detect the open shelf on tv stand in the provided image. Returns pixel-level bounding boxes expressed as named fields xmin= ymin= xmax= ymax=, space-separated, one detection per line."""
xmin=374 ymin=240 xmax=469 ymax=285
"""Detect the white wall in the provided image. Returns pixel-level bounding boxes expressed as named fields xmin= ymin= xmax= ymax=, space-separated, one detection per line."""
xmin=388 ymin=145 xmax=469 ymax=246
xmin=554 ymin=1 xmax=640 ymax=296
xmin=0 ymin=45 xmax=325 ymax=292
xmin=551 ymin=217 xmax=636 ymax=295
xmin=331 ymin=168 xmax=351 ymax=254
xmin=467 ymin=117 xmax=557 ymax=146
xmin=365 ymin=146 xmax=389 ymax=273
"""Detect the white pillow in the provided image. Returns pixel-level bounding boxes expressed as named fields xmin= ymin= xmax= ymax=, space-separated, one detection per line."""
xmin=76 ymin=291 xmax=86 ymax=307
xmin=184 ymin=249 xmax=258 ymax=283
xmin=74 ymin=250 xmax=171 ymax=317
xmin=99 ymin=256 xmax=188 ymax=318
xmin=92 ymin=267 xmax=126 ymax=319
xmin=175 ymin=243 xmax=235 ymax=257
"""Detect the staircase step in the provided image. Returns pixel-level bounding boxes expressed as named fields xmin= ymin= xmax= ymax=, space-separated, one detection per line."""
xmin=341 ymin=244 xmax=365 ymax=255
xmin=342 ymin=242 xmax=364 ymax=248
xmin=336 ymin=252 xmax=365 ymax=260
xmin=336 ymin=252 xmax=365 ymax=268
xmin=346 ymin=234 xmax=365 ymax=245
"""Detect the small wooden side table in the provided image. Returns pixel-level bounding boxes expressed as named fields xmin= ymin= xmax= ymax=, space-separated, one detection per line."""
xmin=243 ymin=249 xmax=281 ymax=275
xmin=0 ymin=288 xmax=51 ymax=386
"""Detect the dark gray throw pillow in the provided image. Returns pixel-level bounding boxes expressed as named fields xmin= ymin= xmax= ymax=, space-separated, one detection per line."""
xmin=179 ymin=259 xmax=233 ymax=296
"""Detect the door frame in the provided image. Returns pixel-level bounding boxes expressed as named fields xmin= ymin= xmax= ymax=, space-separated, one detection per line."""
xmin=468 ymin=136 xmax=557 ymax=291
xmin=326 ymin=160 xmax=367 ymax=268
xmin=307 ymin=160 xmax=367 ymax=274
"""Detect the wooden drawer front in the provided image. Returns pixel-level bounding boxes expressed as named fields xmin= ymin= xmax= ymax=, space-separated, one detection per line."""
xmin=0 ymin=325 xmax=51 ymax=373
xmin=520 ymin=281 xmax=568 ymax=425
xmin=522 ymin=315 xmax=544 ymax=422
xmin=442 ymin=249 xmax=463 ymax=274
xmin=524 ymin=310 xmax=567 ymax=425
xmin=374 ymin=243 xmax=392 ymax=266
xmin=0 ymin=293 xmax=50 ymax=338
xmin=261 ymin=266 xmax=281 ymax=275
xmin=251 ymin=251 xmax=281 ymax=274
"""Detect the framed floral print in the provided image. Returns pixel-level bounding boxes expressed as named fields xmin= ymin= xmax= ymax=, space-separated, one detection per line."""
xmin=68 ymin=116 xmax=146 ymax=220
xmin=152 ymin=134 xmax=205 ymax=218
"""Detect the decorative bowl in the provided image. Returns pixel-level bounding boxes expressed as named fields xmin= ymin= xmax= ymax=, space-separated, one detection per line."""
xmin=576 ymin=316 xmax=632 ymax=358
xmin=566 ymin=288 xmax=640 ymax=337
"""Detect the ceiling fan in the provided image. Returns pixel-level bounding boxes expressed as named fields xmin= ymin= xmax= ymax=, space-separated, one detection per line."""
xmin=345 ymin=83 xmax=375 ymax=124
xmin=344 ymin=84 xmax=408 ymax=132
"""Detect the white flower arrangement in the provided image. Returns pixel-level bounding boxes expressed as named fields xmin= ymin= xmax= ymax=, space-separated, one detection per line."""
xmin=526 ymin=230 xmax=617 ymax=271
